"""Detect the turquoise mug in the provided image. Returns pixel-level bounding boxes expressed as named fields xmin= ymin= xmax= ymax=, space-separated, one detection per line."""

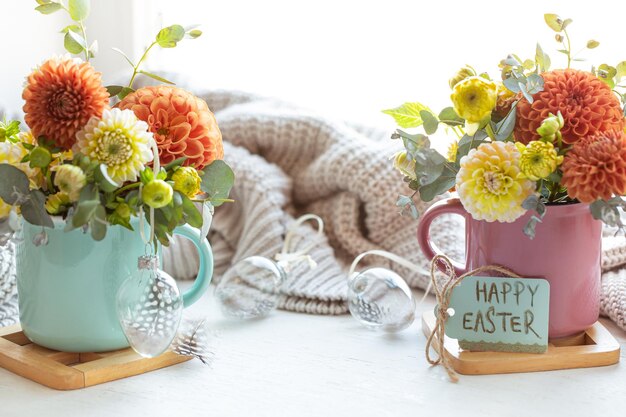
xmin=15 ymin=218 xmax=213 ymax=352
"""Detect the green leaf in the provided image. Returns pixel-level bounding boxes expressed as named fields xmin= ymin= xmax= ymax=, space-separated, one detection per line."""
xmin=437 ymin=107 xmax=463 ymax=126
xmin=561 ymin=18 xmax=573 ymax=30
xmin=419 ymin=174 xmax=456 ymax=202
xmin=21 ymin=190 xmax=54 ymax=228
xmin=105 ymin=85 xmax=124 ymax=96
xmin=164 ymin=157 xmax=188 ymax=172
xmin=112 ymin=47 xmax=135 ymax=67
xmin=181 ymin=195 xmax=202 ymax=228
xmin=156 ymin=24 xmax=186 ymax=48
xmin=64 ymin=31 xmax=84 ymax=54
xmin=36 ymin=0 xmax=53 ymax=4
xmin=616 ymin=61 xmax=626 ymax=81
xmin=525 ymin=73 xmax=544 ymax=95
xmin=535 ymin=43 xmax=551 ymax=72
xmin=586 ymin=40 xmax=600 ymax=49
xmin=71 ymin=200 xmax=99 ymax=228
xmin=90 ymin=205 xmax=107 ymax=241
xmin=35 ymin=3 xmax=62 ymax=14
xmin=544 ymin=13 xmax=563 ymax=32
xmin=68 ymin=0 xmax=90 ymax=21
xmin=503 ymin=77 xmax=522 ymax=93
xmin=495 ymin=102 xmax=517 ymax=141
xmin=382 ymin=102 xmax=430 ymax=129
xmin=118 ymin=87 xmax=135 ymax=100
xmin=200 ymin=160 xmax=234 ymax=206
xmin=420 ymin=110 xmax=439 ymax=135
xmin=396 ymin=195 xmax=419 ymax=220
xmin=187 ymin=29 xmax=202 ymax=39
xmin=0 ymin=164 xmax=30 ymax=204
xmin=138 ymin=70 xmax=176 ymax=85
xmin=60 ymin=24 xmax=80 ymax=34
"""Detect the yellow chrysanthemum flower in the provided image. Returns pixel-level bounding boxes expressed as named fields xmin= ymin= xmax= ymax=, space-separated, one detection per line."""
xmin=450 ymin=76 xmax=498 ymax=124
xmin=447 ymin=141 xmax=458 ymax=163
xmin=54 ymin=165 xmax=86 ymax=202
xmin=74 ymin=108 xmax=154 ymax=184
xmin=515 ymin=141 xmax=564 ymax=181
xmin=391 ymin=151 xmax=417 ymax=180
xmin=456 ymin=142 xmax=536 ymax=223
xmin=172 ymin=166 xmax=202 ymax=198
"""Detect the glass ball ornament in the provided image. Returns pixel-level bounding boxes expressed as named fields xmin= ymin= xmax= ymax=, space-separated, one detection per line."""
xmin=347 ymin=267 xmax=416 ymax=332
xmin=215 ymin=256 xmax=286 ymax=319
xmin=116 ymin=255 xmax=183 ymax=357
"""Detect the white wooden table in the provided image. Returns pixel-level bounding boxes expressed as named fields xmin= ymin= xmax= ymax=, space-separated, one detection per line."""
xmin=1 ymin=286 xmax=625 ymax=417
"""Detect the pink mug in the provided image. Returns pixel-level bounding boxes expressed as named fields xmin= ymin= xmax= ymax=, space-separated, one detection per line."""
xmin=417 ymin=197 xmax=602 ymax=338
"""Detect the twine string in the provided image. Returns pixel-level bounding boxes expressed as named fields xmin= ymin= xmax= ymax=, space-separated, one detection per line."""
xmin=425 ymin=254 xmax=521 ymax=382
xmin=274 ymin=214 xmax=324 ymax=273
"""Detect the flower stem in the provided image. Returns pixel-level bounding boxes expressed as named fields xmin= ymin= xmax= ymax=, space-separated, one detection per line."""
xmin=114 ymin=182 xmax=141 ymax=196
xmin=128 ymin=41 xmax=158 ymax=89
xmin=485 ymin=123 xmax=497 ymax=141
xmin=564 ymin=29 xmax=572 ymax=68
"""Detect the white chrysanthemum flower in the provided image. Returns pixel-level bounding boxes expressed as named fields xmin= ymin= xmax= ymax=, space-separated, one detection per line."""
xmin=74 ymin=108 xmax=154 ymax=184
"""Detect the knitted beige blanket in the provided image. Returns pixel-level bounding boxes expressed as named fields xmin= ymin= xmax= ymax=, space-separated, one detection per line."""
xmin=161 ymin=89 xmax=626 ymax=331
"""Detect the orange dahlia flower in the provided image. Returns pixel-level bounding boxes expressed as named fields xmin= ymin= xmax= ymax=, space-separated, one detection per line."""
xmin=22 ymin=57 xmax=110 ymax=150
xmin=118 ymin=86 xmax=223 ymax=169
xmin=515 ymin=69 xmax=624 ymax=145
xmin=561 ymin=130 xmax=626 ymax=203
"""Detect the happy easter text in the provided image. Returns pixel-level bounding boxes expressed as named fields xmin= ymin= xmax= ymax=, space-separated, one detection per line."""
xmin=461 ymin=280 xmax=541 ymax=338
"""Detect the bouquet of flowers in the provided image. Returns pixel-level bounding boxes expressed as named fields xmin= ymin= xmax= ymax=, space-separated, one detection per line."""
xmin=0 ymin=0 xmax=233 ymax=246
xmin=386 ymin=13 xmax=626 ymax=238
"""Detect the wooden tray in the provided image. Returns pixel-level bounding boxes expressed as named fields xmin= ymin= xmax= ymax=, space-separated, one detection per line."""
xmin=422 ymin=311 xmax=621 ymax=375
xmin=0 ymin=324 xmax=191 ymax=390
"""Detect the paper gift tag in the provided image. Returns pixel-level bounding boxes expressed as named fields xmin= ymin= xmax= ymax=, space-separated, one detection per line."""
xmin=439 ymin=276 xmax=550 ymax=353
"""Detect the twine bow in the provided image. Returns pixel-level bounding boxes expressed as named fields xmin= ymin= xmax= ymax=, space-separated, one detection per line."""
xmin=424 ymin=255 xmax=521 ymax=382
xmin=274 ymin=214 xmax=324 ymax=273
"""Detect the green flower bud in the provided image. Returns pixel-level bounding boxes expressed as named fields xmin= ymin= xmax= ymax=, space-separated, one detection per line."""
xmin=449 ymin=66 xmax=477 ymax=89
xmin=142 ymin=180 xmax=173 ymax=209
xmin=30 ymin=147 xmax=53 ymax=168
xmin=536 ymin=112 xmax=564 ymax=142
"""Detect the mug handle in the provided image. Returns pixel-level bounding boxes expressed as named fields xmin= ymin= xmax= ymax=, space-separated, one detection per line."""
xmin=416 ymin=197 xmax=468 ymax=276
xmin=172 ymin=224 xmax=214 ymax=308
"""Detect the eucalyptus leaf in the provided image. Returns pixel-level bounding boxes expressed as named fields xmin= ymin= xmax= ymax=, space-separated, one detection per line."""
xmin=420 ymin=110 xmax=439 ymax=135
xmin=35 ymin=3 xmax=62 ymax=14
xmin=118 ymin=87 xmax=135 ymax=100
xmin=66 ymin=29 xmax=87 ymax=48
xmin=200 ymin=160 xmax=234 ymax=206
xmin=21 ymin=190 xmax=54 ymax=228
xmin=586 ymin=40 xmax=600 ymax=49
xmin=112 ymin=47 xmax=135 ymax=67
xmin=164 ymin=157 xmax=188 ymax=171
xmin=438 ymin=107 xmax=463 ymax=126
xmin=90 ymin=205 xmax=107 ymax=241
xmin=526 ymin=73 xmax=544 ymax=95
xmin=544 ymin=14 xmax=563 ymax=32
xmin=60 ymin=24 xmax=80 ymax=34
xmin=495 ymin=101 xmax=517 ymax=141
xmin=200 ymin=201 xmax=214 ymax=239
xmin=396 ymin=195 xmax=419 ymax=220
xmin=503 ymin=77 xmax=522 ymax=93
xmin=106 ymin=85 xmax=124 ymax=96
xmin=535 ymin=43 xmax=551 ymax=72
xmin=381 ymin=102 xmax=430 ymax=129
xmin=187 ymin=29 xmax=202 ymax=39
xmin=616 ymin=61 xmax=626 ymax=81
xmin=0 ymin=164 xmax=30 ymax=205
xmin=64 ymin=31 xmax=84 ymax=54
xmin=181 ymin=195 xmax=202 ymax=228
xmin=418 ymin=175 xmax=455 ymax=202
xmin=523 ymin=215 xmax=542 ymax=240
xmin=138 ymin=70 xmax=176 ymax=85
xmin=156 ymin=25 xmax=186 ymax=48
xmin=68 ymin=0 xmax=90 ymax=21
xmin=518 ymin=82 xmax=534 ymax=104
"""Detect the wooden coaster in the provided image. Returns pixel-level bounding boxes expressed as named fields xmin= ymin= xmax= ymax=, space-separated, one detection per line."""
xmin=422 ymin=311 xmax=621 ymax=375
xmin=0 ymin=324 xmax=192 ymax=390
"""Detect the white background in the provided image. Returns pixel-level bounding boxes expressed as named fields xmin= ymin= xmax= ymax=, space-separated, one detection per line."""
xmin=2 ymin=0 xmax=625 ymax=129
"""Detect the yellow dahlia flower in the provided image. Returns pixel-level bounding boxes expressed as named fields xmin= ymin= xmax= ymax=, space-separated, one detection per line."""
xmin=45 ymin=192 xmax=71 ymax=215
xmin=74 ymin=108 xmax=154 ymax=184
xmin=451 ymin=76 xmax=498 ymax=124
xmin=392 ymin=151 xmax=417 ymax=180
xmin=456 ymin=142 xmax=536 ymax=222
xmin=54 ymin=165 xmax=86 ymax=202
xmin=172 ymin=166 xmax=202 ymax=198
xmin=515 ymin=141 xmax=563 ymax=181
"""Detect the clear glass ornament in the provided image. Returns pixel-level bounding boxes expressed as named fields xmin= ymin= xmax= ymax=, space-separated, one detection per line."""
xmin=215 ymin=256 xmax=286 ymax=319
xmin=116 ymin=255 xmax=183 ymax=357
xmin=347 ymin=267 xmax=416 ymax=332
